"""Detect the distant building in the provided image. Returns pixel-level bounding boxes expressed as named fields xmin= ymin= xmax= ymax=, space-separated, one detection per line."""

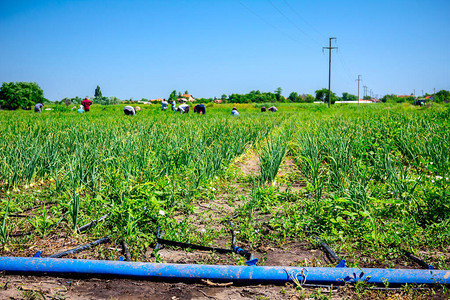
xmin=178 ymin=94 xmax=196 ymax=103
xmin=213 ymin=99 xmax=223 ymax=104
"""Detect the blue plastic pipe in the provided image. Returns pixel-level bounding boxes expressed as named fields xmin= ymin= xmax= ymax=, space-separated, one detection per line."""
xmin=0 ymin=257 xmax=449 ymax=285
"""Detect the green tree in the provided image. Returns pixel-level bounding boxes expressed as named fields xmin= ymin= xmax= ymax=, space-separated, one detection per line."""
xmin=109 ymin=96 xmax=121 ymax=105
xmin=342 ymin=92 xmax=358 ymax=101
xmin=315 ymin=88 xmax=337 ymax=104
xmin=275 ymin=87 xmax=282 ymax=101
xmin=435 ymin=90 xmax=450 ymax=103
xmin=94 ymin=85 xmax=102 ymax=98
xmin=93 ymin=96 xmax=108 ymax=104
xmin=184 ymin=90 xmax=189 ymax=95
xmin=380 ymin=94 xmax=397 ymax=103
xmin=0 ymin=82 xmax=46 ymax=110
xmin=221 ymin=94 xmax=227 ymax=101
xmin=169 ymin=90 xmax=177 ymax=102
xmin=397 ymin=96 xmax=415 ymax=103
xmin=288 ymin=92 xmax=300 ymax=102
xmin=71 ymin=96 xmax=82 ymax=104
xmin=303 ymin=94 xmax=315 ymax=103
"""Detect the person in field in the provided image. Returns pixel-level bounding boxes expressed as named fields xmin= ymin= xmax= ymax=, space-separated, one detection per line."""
xmin=231 ymin=107 xmax=239 ymax=116
xmin=261 ymin=106 xmax=267 ymax=112
xmin=161 ymin=99 xmax=168 ymax=110
xmin=268 ymin=106 xmax=277 ymax=112
xmin=171 ymin=99 xmax=176 ymax=111
xmin=81 ymin=97 xmax=93 ymax=112
xmin=178 ymin=103 xmax=190 ymax=114
xmin=77 ymin=105 xmax=84 ymax=113
xmin=194 ymin=103 xmax=206 ymax=114
xmin=34 ymin=103 xmax=44 ymax=113
xmin=123 ymin=106 xmax=136 ymax=115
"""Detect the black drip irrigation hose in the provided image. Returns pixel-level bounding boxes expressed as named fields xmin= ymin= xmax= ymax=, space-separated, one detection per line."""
xmin=48 ymin=236 xmax=110 ymax=258
xmin=318 ymin=239 xmax=341 ymax=263
xmin=401 ymin=249 xmax=434 ymax=269
xmin=7 ymin=214 xmax=29 ymax=218
xmin=305 ymin=227 xmax=344 ymax=266
xmin=8 ymin=211 xmax=108 ymax=239
xmin=9 ymin=231 xmax=32 ymax=237
xmin=77 ymin=214 xmax=109 ymax=234
xmin=122 ymin=241 xmax=132 ymax=262
xmin=156 ymin=238 xmax=235 ymax=255
xmin=151 ymin=229 xmax=165 ymax=256
xmin=9 ymin=202 xmax=57 ymax=217
xmin=153 ymin=223 xmax=257 ymax=265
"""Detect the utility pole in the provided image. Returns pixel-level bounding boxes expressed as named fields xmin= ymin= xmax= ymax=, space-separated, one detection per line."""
xmin=363 ymin=86 xmax=368 ymax=98
xmin=323 ymin=37 xmax=337 ymax=108
xmin=356 ymin=75 xmax=362 ymax=104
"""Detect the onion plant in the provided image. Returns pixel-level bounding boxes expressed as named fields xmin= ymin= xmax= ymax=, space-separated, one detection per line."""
xmin=0 ymin=197 xmax=11 ymax=244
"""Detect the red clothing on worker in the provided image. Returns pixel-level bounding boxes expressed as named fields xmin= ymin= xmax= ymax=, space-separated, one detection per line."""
xmin=81 ymin=98 xmax=93 ymax=112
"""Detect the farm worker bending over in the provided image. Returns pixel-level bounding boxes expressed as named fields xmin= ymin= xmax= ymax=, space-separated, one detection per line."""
xmin=268 ymin=106 xmax=277 ymax=112
xmin=123 ymin=106 xmax=136 ymax=115
xmin=178 ymin=103 xmax=190 ymax=114
xmin=231 ymin=107 xmax=239 ymax=116
xmin=161 ymin=99 xmax=168 ymax=110
xmin=34 ymin=103 xmax=44 ymax=113
xmin=194 ymin=103 xmax=206 ymax=114
xmin=81 ymin=97 xmax=93 ymax=112
xmin=77 ymin=105 xmax=84 ymax=113
xmin=261 ymin=106 xmax=267 ymax=112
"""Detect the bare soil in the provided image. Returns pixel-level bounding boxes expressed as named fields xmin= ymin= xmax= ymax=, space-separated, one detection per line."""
xmin=231 ymin=150 xmax=260 ymax=177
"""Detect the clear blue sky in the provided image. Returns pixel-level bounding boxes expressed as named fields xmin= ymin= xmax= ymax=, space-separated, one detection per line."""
xmin=1 ymin=0 xmax=449 ymax=100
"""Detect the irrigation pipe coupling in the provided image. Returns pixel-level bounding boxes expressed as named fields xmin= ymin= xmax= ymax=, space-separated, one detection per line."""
xmin=0 ymin=257 xmax=449 ymax=285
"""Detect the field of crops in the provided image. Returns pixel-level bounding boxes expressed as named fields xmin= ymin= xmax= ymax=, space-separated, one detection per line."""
xmin=0 ymin=103 xmax=449 ymax=298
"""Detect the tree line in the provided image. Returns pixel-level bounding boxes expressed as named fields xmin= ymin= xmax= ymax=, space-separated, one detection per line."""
xmin=202 ymin=88 xmax=358 ymax=104
xmin=381 ymin=90 xmax=450 ymax=103
xmin=1 ymin=82 xmax=449 ymax=110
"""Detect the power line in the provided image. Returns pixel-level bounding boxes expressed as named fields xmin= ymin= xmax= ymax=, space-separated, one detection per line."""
xmin=238 ymin=1 xmax=301 ymax=44
xmin=335 ymin=50 xmax=354 ymax=85
xmin=267 ymin=0 xmax=322 ymax=47
xmin=334 ymin=39 xmax=356 ymax=85
xmin=323 ymin=37 xmax=338 ymax=108
xmin=282 ymin=0 xmax=326 ymax=41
